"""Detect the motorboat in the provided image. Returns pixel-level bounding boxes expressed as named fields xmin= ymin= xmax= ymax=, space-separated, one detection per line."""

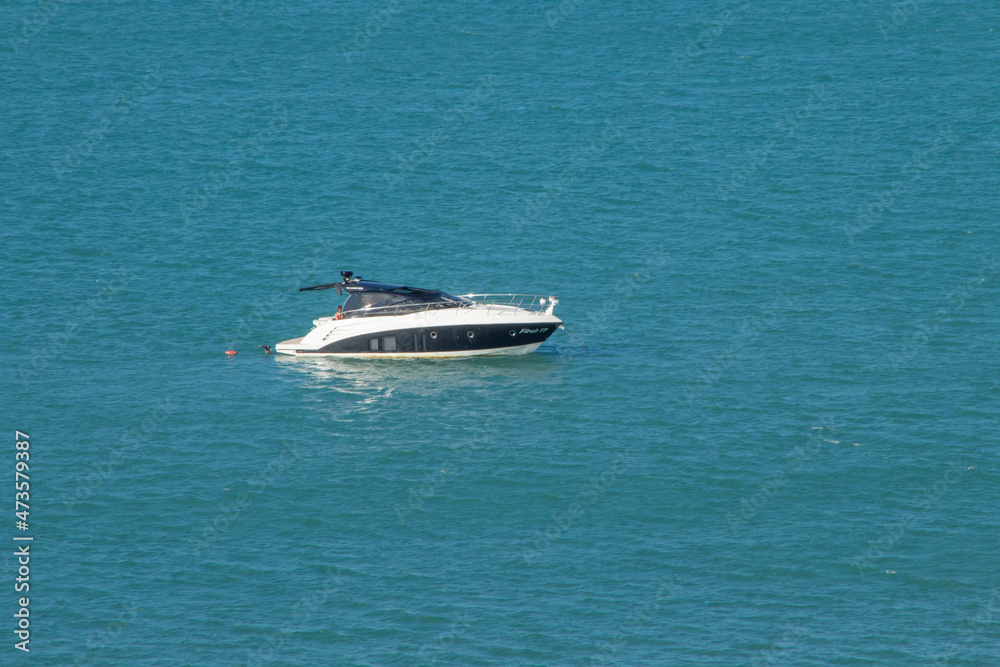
xmin=275 ymin=271 xmax=562 ymax=357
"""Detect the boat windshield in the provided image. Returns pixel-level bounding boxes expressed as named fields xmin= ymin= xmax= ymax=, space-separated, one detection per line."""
xmin=341 ymin=290 xmax=470 ymax=317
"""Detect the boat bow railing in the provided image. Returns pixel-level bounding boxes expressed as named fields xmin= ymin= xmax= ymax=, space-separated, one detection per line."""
xmin=322 ymin=294 xmax=558 ymax=321
xmin=460 ymin=294 xmax=558 ymax=314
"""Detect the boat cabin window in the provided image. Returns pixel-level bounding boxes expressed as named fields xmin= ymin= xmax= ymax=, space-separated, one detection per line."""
xmin=341 ymin=289 xmax=469 ymax=317
xmin=365 ymin=336 xmax=398 ymax=352
xmin=343 ymin=294 xmax=364 ymax=313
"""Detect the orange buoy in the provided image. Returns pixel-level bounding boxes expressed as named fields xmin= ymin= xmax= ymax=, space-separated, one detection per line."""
xmin=225 ymin=350 xmax=238 ymax=355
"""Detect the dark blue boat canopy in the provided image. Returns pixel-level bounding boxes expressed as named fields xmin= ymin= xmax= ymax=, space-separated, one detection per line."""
xmin=299 ymin=273 xmax=471 ymax=315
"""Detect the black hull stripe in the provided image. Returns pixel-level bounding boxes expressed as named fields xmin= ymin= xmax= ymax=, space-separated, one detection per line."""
xmin=304 ymin=322 xmax=557 ymax=354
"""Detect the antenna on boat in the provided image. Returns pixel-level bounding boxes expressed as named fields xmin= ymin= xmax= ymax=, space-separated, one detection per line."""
xmin=298 ymin=271 xmax=362 ymax=295
xmin=340 ymin=270 xmax=363 ymax=285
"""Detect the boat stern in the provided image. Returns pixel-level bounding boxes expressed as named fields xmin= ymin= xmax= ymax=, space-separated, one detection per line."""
xmin=274 ymin=337 xmax=304 ymax=355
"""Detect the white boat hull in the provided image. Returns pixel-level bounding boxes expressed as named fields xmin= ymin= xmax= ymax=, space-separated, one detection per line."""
xmin=275 ymin=341 xmax=544 ymax=358
xmin=275 ymin=305 xmax=561 ymax=357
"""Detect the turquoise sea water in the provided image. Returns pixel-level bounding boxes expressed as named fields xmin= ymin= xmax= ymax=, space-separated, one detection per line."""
xmin=4 ymin=1 xmax=1000 ymax=664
